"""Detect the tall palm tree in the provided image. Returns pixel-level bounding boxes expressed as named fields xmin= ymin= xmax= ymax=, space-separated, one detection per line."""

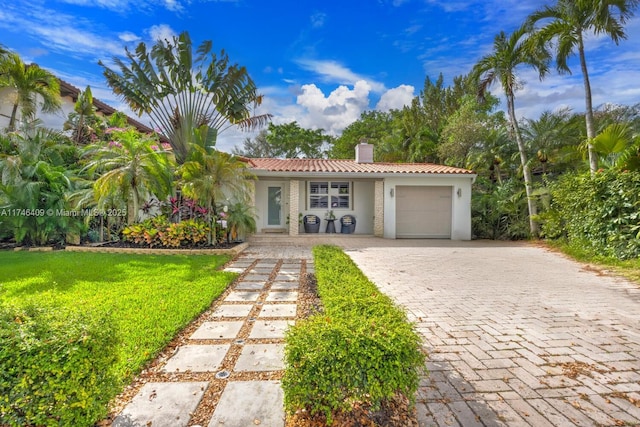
xmin=528 ymin=0 xmax=639 ymax=174
xmin=471 ymin=25 xmax=550 ymax=236
xmin=84 ymin=128 xmax=174 ymax=224
xmin=0 ymin=53 xmax=62 ymax=131
xmin=100 ymin=31 xmax=271 ymax=164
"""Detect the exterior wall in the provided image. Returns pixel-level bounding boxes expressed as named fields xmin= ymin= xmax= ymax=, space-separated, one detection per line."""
xmin=295 ymin=179 xmax=374 ymax=234
xmin=0 ymin=87 xmax=75 ymax=130
xmin=383 ymin=175 xmax=474 ymax=240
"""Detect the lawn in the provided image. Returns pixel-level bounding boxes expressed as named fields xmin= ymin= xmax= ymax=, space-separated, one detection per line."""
xmin=0 ymin=251 xmax=237 ymax=381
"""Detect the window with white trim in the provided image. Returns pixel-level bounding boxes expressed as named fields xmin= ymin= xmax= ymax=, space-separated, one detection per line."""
xmin=309 ymin=181 xmax=351 ymax=209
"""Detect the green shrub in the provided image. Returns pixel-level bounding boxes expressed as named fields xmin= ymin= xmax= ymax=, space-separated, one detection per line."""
xmin=540 ymin=170 xmax=640 ymax=259
xmin=122 ymin=215 xmax=210 ymax=248
xmin=0 ymin=305 xmax=120 ymax=427
xmin=282 ymin=245 xmax=425 ymax=424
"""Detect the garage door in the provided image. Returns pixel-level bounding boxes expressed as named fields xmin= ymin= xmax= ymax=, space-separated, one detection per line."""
xmin=396 ymin=186 xmax=452 ymax=238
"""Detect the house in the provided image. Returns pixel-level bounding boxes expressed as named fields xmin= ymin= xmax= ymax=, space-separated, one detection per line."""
xmin=0 ymin=78 xmax=155 ymax=135
xmin=245 ymin=143 xmax=476 ymax=240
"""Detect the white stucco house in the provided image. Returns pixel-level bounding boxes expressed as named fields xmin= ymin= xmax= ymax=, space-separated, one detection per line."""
xmin=245 ymin=143 xmax=476 ymax=240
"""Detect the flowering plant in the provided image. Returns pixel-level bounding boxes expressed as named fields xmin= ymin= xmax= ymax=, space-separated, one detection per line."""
xmin=324 ymin=210 xmax=335 ymax=220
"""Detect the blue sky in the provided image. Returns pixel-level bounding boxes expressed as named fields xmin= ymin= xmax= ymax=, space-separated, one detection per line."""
xmin=1 ymin=0 xmax=639 ymax=152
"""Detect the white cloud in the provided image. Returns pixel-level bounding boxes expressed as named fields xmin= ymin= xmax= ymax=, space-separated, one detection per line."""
xmin=148 ymin=24 xmax=177 ymax=43
xmin=376 ymin=85 xmax=415 ymax=111
xmin=296 ymin=81 xmax=372 ymax=134
xmin=310 ymin=12 xmax=327 ymax=28
xmin=296 ymin=59 xmax=386 ymax=92
xmin=119 ymin=31 xmax=140 ymax=43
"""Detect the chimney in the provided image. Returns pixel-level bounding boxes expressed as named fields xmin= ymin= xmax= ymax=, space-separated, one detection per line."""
xmin=355 ymin=142 xmax=374 ymax=163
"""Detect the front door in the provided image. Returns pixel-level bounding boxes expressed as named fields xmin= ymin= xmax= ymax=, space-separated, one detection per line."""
xmin=266 ymin=185 xmax=283 ymax=227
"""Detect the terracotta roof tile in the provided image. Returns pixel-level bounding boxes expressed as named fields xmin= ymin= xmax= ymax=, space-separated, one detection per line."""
xmin=246 ymin=158 xmax=474 ymax=175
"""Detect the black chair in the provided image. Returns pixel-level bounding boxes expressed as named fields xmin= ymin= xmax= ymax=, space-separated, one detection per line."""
xmin=340 ymin=215 xmax=356 ymax=234
xmin=303 ymin=215 xmax=321 ymax=233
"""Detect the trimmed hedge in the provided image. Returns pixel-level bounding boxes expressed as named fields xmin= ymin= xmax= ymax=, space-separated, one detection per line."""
xmin=540 ymin=170 xmax=640 ymax=260
xmin=282 ymin=245 xmax=426 ymax=424
xmin=0 ymin=305 xmax=120 ymax=427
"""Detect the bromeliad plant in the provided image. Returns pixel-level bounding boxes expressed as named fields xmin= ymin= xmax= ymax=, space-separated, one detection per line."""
xmin=121 ymin=215 xmax=210 ymax=248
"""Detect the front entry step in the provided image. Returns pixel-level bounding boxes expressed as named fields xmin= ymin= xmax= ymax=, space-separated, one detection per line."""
xmin=261 ymin=228 xmax=287 ymax=234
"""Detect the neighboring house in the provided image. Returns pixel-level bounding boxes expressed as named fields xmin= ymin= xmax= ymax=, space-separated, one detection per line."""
xmin=0 ymin=78 xmax=155 ymax=134
xmin=245 ymin=143 xmax=476 ymax=240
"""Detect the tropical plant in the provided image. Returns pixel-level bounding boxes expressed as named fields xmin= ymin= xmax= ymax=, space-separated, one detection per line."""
xmin=521 ymin=108 xmax=583 ymax=175
xmin=528 ymin=0 xmax=639 ymax=174
xmin=0 ymin=53 xmax=62 ymax=131
xmin=83 ymin=127 xmax=174 ymax=224
xmin=593 ymin=123 xmax=640 ymax=170
xmin=64 ymin=86 xmax=105 ymax=145
xmin=225 ymin=201 xmax=257 ymax=241
xmin=471 ymin=24 xmax=550 ymax=236
xmin=0 ymin=128 xmax=81 ymax=245
xmin=99 ymin=31 xmax=271 ymax=164
xmin=178 ymin=140 xmax=255 ymax=244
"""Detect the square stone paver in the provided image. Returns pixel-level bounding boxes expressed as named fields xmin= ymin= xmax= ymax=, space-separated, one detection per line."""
xmin=249 ymin=267 xmax=274 ymax=274
xmin=235 ymin=281 xmax=266 ymax=290
xmin=113 ymin=382 xmax=208 ymax=427
xmin=234 ymin=344 xmax=285 ymax=371
xmin=208 ymin=381 xmax=284 ymax=427
xmin=212 ymin=304 xmax=253 ymax=318
xmin=190 ymin=321 xmax=244 ymax=340
xmin=163 ymin=345 xmax=229 ymax=373
xmin=243 ymin=274 xmax=270 ymax=282
xmin=249 ymin=320 xmax=294 ymax=339
xmin=271 ymin=282 xmax=299 ymax=290
xmin=222 ymin=267 xmax=245 ymax=273
xmin=265 ymin=291 xmax=298 ymax=302
xmin=259 ymin=304 xmax=297 ymax=318
xmin=224 ymin=291 xmax=260 ymax=302
xmin=275 ymin=274 xmax=298 ymax=281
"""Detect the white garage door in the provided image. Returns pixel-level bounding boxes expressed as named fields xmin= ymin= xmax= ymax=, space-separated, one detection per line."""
xmin=396 ymin=186 xmax=452 ymax=238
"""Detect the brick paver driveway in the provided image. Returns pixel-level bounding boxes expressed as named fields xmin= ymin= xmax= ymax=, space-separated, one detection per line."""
xmin=344 ymin=240 xmax=640 ymax=426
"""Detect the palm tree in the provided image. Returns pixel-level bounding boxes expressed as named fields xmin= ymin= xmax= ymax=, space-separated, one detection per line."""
xmin=178 ymin=129 xmax=255 ymax=243
xmin=64 ymin=86 xmax=104 ymax=145
xmin=0 ymin=53 xmax=62 ymax=131
xmin=528 ymin=0 xmax=639 ymax=174
xmin=471 ymin=25 xmax=550 ymax=236
xmin=84 ymin=128 xmax=174 ymax=224
xmin=99 ymin=31 xmax=271 ymax=164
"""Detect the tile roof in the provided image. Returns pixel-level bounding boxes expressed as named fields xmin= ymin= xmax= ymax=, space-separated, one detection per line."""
xmin=245 ymin=158 xmax=474 ymax=175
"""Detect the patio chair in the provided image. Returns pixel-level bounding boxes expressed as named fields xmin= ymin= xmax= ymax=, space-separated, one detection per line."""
xmin=303 ymin=214 xmax=321 ymax=233
xmin=340 ymin=215 xmax=356 ymax=234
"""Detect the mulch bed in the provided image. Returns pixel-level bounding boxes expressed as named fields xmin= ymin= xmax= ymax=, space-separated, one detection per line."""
xmin=96 ymin=240 xmax=240 ymax=250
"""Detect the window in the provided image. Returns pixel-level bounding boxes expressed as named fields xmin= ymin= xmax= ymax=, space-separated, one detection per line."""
xmin=309 ymin=181 xmax=350 ymax=209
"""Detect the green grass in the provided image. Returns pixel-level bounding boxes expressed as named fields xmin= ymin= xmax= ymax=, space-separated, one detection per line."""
xmin=546 ymin=241 xmax=640 ymax=285
xmin=0 ymin=251 xmax=236 ymax=382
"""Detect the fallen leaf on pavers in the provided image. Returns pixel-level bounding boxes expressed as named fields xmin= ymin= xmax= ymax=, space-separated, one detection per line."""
xmin=149 ymin=390 xmax=157 ymax=400
xmin=253 ymin=419 xmax=261 ymax=425
xmin=614 ymin=419 xmax=625 ymax=426
xmin=569 ymin=400 xmax=582 ymax=409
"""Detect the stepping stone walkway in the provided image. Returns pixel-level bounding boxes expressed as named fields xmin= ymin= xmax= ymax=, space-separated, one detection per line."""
xmin=112 ymin=255 xmax=311 ymax=427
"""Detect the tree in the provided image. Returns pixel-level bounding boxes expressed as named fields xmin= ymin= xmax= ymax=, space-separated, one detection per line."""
xmin=232 ymin=129 xmax=281 ymax=158
xmin=0 ymin=53 xmax=62 ymax=131
xmin=100 ymin=31 xmax=271 ymax=164
xmin=0 ymin=128 xmax=81 ymax=245
xmin=265 ymin=122 xmax=331 ymax=158
xmin=84 ymin=128 xmax=174 ymax=224
xmin=63 ymin=86 xmax=105 ymax=145
xmin=528 ymin=0 xmax=639 ymax=174
xmin=471 ymin=25 xmax=550 ymax=236
xmin=178 ymin=137 xmax=255 ymax=244
xmin=329 ymin=110 xmax=394 ymax=159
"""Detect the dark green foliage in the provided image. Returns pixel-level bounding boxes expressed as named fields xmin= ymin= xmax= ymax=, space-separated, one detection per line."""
xmin=0 ymin=305 xmax=120 ymax=426
xmin=472 ymin=177 xmax=531 ymax=240
xmin=282 ymin=245 xmax=425 ymax=424
xmin=541 ymin=170 xmax=640 ymax=259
